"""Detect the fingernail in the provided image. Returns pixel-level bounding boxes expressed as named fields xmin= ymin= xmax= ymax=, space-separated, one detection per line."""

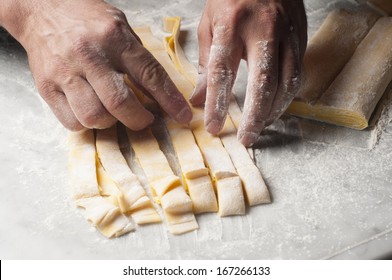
xmin=205 ymin=119 xmax=223 ymax=135
xmin=130 ymin=115 xmax=154 ymax=131
xmin=189 ymin=84 xmax=201 ymax=104
xmin=238 ymin=131 xmax=260 ymax=147
xmin=190 ymin=74 xmax=206 ymax=105
xmin=176 ymin=106 xmax=193 ymax=123
xmin=189 ymin=87 xmax=197 ymax=101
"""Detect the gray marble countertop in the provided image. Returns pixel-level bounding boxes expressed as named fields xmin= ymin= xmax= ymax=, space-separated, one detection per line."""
xmin=0 ymin=0 xmax=391 ymax=259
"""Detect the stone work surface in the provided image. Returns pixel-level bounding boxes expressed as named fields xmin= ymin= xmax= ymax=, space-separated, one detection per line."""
xmin=0 ymin=0 xmax=391 ymax=259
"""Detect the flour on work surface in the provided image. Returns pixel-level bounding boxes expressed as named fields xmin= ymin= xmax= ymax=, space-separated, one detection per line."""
xmin=3 ymin=0 xmax=392 ymax=259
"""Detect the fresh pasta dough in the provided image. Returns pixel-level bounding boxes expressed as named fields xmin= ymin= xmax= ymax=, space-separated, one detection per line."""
xmin=162 ymin=16 xmax=270 ymax=206
xmin=133 ymin=26 xmax=247 ymax=216
xmin=288 ymin=11 xmax=392 ymax=130
xmin=127 ymin=128 xmax=199 ymax=234
xmin=68 ymin=130 xmax=135 ymax=238
xmin=68 ymin=17 xmax=273 ymax=237
xmin=95 ymin=126 xmax=161 ymax=225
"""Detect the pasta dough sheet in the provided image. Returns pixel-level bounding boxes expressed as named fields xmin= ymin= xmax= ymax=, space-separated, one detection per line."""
xmin=288 ymin=15 xmax=392 ymax=129
xmin=286 ymin=7 xmax=392 ymax=129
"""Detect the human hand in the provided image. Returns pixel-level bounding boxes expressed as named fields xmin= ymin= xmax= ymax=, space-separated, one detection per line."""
xmin=0 ymin=0 xmax=192 ymax=130
xmin=191 ymin=0 xmax=307 ymax=146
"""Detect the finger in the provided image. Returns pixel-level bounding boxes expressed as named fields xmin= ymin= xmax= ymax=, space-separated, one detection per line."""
xmin=125 ymin=73 xmax=158 ymax=103
xmin=37 ymin=81 xmax=83 ymax=130
xmin=238 ymin=37 xmax=280 ymax=147
xmin=286 ymin=0 xmax=308 ymax=59
xmin=204 ymin=25 xmax=243 ymax=134
xmin=62 ymin=77 xmax=117 ymax=129
xmin=189 ymin=13 xmax=212 ymax=106
xmin=121 ymin=43 xmax=192 ymax=124
xmin=266 ymin=32 xmax=301 ymax=125
xmin=86 ymin=68 xmax=154 ymax=131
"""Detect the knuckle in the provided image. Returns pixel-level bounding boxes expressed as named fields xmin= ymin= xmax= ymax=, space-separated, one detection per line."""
xmin=36 ymin=79 xmax=55 ymax=96
xmin=284 ymin=73 xmax=301 ymax=94
xmin=212 ymin=4 xmax=248 ymax=37
xmin=262 ymin=3 xmax=284 ymax=23
xmin=197 ymin=24 xmax=206 ymax=40
xmin=71 ymin=36 xmax=90 ymax=56
xmin=66 ymin=120 xmax=84 ymax=132
xmin=259 ymin=73 xmax=277 ymax=88
xmin=225 ymin=7 xmax=244 ymax=26
xmin=208 ymin=65 xmax=235 ymax=86
xmin=41 ymin=57 xmax=66 ymax=81
xmin=105 ymin=92 xmax=128 ymax=112
xmin=100 ymin=16 xmax=126 ymax=40
xmin=220 ymin=2 xmax=247 ymax=26
xmin=107 ymin=8 xmax=127 ymax=21
xmin=254 ymin=6 xmax=284 ymax=37
xmin=62 ymin=75 xmax=78 ymax=88
xmin=249 ymin=73 xmax=277 ymax=101
xmin=261 ymin=21 xmax=278 ymax=39
xmin=59 ymin=112 xmax=84 ymax=131
xmin=208 ymin=45 xmax=237 ymax=68
xmin=137 ymin=55 xmax=165 ymax=85
xmin=79 ymin=106 xmax=107 ymax=128
xmin=70 ymin=36 xmax=108 ymax=64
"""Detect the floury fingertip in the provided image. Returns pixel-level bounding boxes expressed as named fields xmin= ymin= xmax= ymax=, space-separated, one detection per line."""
xmin=238 ymin=131 xmax=260 ymax=147
xmin=175 ymin=106 xmax=193 ymax=123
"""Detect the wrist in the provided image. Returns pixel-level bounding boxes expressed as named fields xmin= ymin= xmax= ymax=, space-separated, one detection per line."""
xmin=0 ymin=0 xmax=47 ymax=42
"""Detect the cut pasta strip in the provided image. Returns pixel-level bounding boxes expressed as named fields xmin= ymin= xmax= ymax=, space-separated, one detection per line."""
xmin=96 ymin=158 xmax=123 ymax=207
xmin=162 ymin=17 xmax=270 ymax=206
xmin=127 ymin=128 xmax=198 ymax=234
xmin=129 ymin=71 xmax=218 ymax=213
xmin=68 ymin=130 xmax=134 ymax=238
xmin=131 ymin=27 xmax=218 ymax=215
xmin=134 ymin=26 xmax=246 ymax=216
xmin=95 ymin=126 xmax=161 ymax=225
xmin=96 ymin=154 xmax=160 ymax=225
xmin=163 ymin=16 xmax=254 ymax=160
xmin=165 ymin=119 xmax=218 ymax=213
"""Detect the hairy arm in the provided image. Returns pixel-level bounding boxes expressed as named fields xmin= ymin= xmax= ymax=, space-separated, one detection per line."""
xmin=0 ymin=0 xmax=192 ymax=130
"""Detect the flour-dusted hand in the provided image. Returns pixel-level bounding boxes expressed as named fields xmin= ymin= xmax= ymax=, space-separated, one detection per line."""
xmin=191 ymin=0 xmax=307 ymax=147
xmin=0 ymin=0 xmax=192 ymax=130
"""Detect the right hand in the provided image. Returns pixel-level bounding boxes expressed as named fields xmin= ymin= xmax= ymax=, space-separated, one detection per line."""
xmin=191 ymin=0 xmax=307 ymax=147
xmin=0 ymin=0 xmax=192 ymax=130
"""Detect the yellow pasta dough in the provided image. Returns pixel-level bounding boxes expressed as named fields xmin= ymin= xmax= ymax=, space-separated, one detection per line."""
xmin=162 ymin=17 xmax=271 ymax=206
xmin=68 ymin=130 xmax=135 ymax=238
xmin=127 ymin=128 xmax=199 ymax=234
xmin=133 ymin=26 xmax=247 ymax=216
xmin=68 ymin=17 xmax=275 ymax=236
xmin=95 ymin=126 xmax=161 ymax=225
xmin=288 ymin=15 xmax=392 ymax=129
